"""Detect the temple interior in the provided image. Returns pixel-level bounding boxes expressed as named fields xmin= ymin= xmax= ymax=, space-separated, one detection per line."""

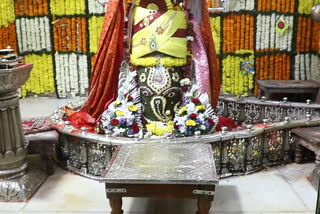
xmin=1 ymin=0 xmax=320 ymax=213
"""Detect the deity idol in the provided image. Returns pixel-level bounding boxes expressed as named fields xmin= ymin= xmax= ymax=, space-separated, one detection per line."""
xmin=73 ymin=0 xmax=220 ymax=137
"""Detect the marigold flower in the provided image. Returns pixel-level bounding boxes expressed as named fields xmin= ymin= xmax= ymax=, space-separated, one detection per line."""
xmin=178 ymin=106 xmax=187 ymax=115
xmin=128 ymin=105 xmax=138 ymax=112
xmin=196 ymin=105 xmax=206 ymax=111
xmin=186 ymin=120 xmax=196 ymax=126
xmin=116 ymin=110 xmax=124 ymax=116
xmin=114 ymin=101 xmax=121 ymax=106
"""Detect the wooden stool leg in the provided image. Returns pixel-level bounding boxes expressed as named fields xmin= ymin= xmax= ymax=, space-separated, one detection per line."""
xmin=295 ymin=144 xmax=303 ymax=164
xmin=196 ymin=197 xmax=213 ymax=214
xmin=109 ymin=198 xmax=123 ymax=214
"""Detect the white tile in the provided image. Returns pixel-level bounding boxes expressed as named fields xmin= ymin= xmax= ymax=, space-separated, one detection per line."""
xmin=261 ymin=212 xmax=314 ymax=214
xmin=275 ymin=163 xmax=317 ymax=211
xmin=212 ymin=167 xmax=309 ymax=212
xmin=0 ymin=203 xmax=26 ymax=211
xmin=22 ymin=167 xmax=109 ymax=212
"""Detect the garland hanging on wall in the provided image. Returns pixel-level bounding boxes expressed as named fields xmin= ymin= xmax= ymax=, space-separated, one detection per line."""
xmin=0 ymin=0 xmax=319 ymax=98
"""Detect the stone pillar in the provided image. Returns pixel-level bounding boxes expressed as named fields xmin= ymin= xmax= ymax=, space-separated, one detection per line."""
xmin=0 ymin=92 xmax=28 ymax=178
xmin=0 ymin=64 xmax=47 ymax=202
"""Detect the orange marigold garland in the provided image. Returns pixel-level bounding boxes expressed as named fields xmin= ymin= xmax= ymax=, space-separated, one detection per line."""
xmin=82 ymin=18 xmax=87 ymax=52
xmin=286 ymin=55 xmax=291 ymax=80
xmin=269 ymin=54 xmax=275 ymax=80
xmin=77 ymin=17 xmax=83 ymax=51
xmin=43 ymin=0 xmax=49 ymax=14
xmin=71 ymin=17 xmax=77 ymax=51
xmin=305 ymin=17 xmax=312 ymax=51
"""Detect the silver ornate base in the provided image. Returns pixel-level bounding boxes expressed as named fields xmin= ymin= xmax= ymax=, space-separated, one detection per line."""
xmin=0 ymin=166 xmax=47 ymax=202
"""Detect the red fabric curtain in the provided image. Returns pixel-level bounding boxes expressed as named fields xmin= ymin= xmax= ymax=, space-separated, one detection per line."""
xmin=81 ymin=0 xmax=125 ymax=119
xmin=200 ymin=0 xmax=221 ymax=108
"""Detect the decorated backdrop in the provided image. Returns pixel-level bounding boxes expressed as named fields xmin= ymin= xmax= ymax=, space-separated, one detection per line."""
xmin=0 ymin=0 xmax=319 ymax=98
xmin=211 ymin=0 xmax=320 ymax=96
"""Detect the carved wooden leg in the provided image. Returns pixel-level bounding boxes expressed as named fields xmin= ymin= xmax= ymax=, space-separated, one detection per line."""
xmin=196 ymin=197 xmax=213 ymax=214
xmin=109 ymin=198 xmax=123 ymax=214
xmin=295 ymin=143 xmax=303 ymax=164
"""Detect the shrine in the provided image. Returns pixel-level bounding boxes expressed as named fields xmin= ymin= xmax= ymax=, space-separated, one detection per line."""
xmin=0 ymin=0 xmax=320 ymax=213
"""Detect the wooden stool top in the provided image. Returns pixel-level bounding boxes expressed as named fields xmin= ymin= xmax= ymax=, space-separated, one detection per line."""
xmin=101 ymin=143 xmax=218 ymax=185
xmin=292 ymin=127 xmax=320 ymax=146
xmin=257 ymin=80 xmax=320 ymax=89
xmin=25 ymin=130 xmax=59 ymax=144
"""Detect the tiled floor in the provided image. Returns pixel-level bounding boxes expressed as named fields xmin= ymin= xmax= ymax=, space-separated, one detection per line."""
xmin=0 ymin=97 xmax=317 ymax=214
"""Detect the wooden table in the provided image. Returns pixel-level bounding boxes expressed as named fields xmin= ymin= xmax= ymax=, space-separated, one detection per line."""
xmin=292 ymin=127 xmax=320 ymax=165
xmin=100 ymin=143 xmax=218 ymax=214
xmin=257 ymin=80 xmax=320 ymax=100
xmin=292 ymin=127 xmax=320 ymax=213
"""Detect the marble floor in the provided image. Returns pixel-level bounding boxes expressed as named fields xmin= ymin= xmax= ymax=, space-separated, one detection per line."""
xmin=0 ymin=97 xmax=317 ymax=214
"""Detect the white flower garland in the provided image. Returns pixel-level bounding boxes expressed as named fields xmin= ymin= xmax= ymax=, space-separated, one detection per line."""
xmin=39 ymin=17 xmax=46 ymax=50
xmin=69 ymin=53 xmax=79 ymax=98
xmin=63 ymin=54 xmax=71 ymax=95
xmin=88 ymin=0 xmax=105 ymax=14
xmin=260 ymin=15 xmax=266 ymax=50
xmin=300 ymin=54 xmax=306 ymax=80
xmin=270 ymin=13 xmax=276 ymax=49
xmin=264 ymin=15 xmax=270 ymax=50
xmin=44 ymin=17 xmax=51 ymax=51
xmin=30 ymin=18 xmax=36 ymax=51
xmin=226 ymin=0 xmax=254 ymax=12
xmin=26 ymin=18 xmax=32 ymax=51
xmin=294 ymin=54 xmax=300 ymax=80
xmin=275 ymin=18 xmax=280 ymax=49
xmin=78 ymin=55 xmax=89 ymax=95
xmin=287 ymin=16 xmax=294 ymax=51
xmin=55 ymin=53 xmax=89 ymax=98
xmin=305 ymin=54 xmax=311 ymax=80
xmin=16 ymin=17 xmax=51 ymax=53
xmin=311 ymin=54 xmax=320 ymax=81
xmin=15 ymin=19 xmax=22 ymax=53
xmin=256 ymin=14 xmax=261 ymax=50
xmin=20 ymin=18 xmax=27 ymax=52
xmin=34 ymin=18 xmax=41 ymax=51
xmin=246 ymin=0 xmax=255 ymax=10
xmin=55 ymin=53 xmax=64 ymax=97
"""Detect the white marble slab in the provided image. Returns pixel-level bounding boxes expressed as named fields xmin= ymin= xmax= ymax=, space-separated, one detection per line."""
xmin=20 ymin=97 xmax=76 ymax=118
xmin=212 ymin=166 xmax=312 ymax=212
xmin=274 ymin=163 xmax=317 ymax=211
xmin=0 ymin=203 xmax=26 ymax=212
xmin=22 ymin=167 xmax=109 ymax=212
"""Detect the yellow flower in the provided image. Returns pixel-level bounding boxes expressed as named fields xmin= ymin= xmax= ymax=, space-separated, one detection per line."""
xmin=128 ymin=105 xmax=138 ymax=112
xmin=167 ymin=121 xmax=174 ymax=126
xmin=186 ymin=120 xmax=196 ymax=126
xmin=116 ymin=111 xmax=124 ymax=116
xmin=114 ymin=101 xmax=121 ymax=106
xmin=146 ymin=122 xmax=173 ymax=136
xmin=178 ymin=106 xmax=187 ymax=115
xmin=196 ymin=105 xmax=206 ymax=111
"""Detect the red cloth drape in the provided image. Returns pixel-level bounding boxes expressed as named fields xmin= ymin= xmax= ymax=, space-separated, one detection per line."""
xmin=200 ymin=0 xmax=221 ymax=108
xmin=80 ymin=0 xmax=125 ymax=119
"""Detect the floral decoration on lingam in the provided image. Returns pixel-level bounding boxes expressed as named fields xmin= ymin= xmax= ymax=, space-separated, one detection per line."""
xmin=101 ymin=65 xmax=143 ymax=137
xmin=173 ymin=85 xmax=219 ymax=137
xmin=101 ymin=94 xmax=141 ymax=137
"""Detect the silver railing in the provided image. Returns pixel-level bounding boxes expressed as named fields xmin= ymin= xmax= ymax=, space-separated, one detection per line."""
xmin=53 ymin=95 xmax=320 ymax=180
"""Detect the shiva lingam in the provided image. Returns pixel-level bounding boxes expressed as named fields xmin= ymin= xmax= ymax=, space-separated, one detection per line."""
xmin=0 ymin=47 xmax=46 ymax=202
